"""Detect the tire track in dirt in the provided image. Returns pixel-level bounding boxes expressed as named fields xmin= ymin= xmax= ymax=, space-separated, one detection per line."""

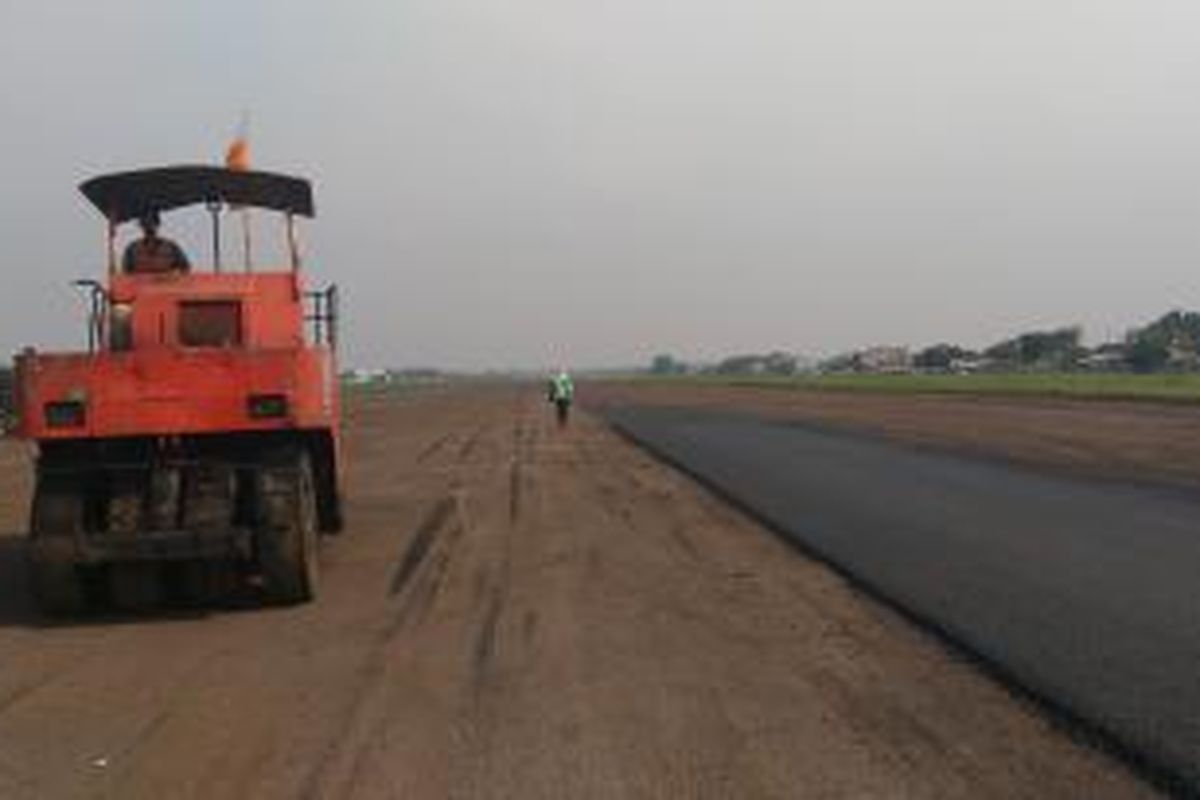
xmin=297 ymin=649 xmax=392 ymax=800
xmin=457 ymin=425 xmax=487 ymax=463
xmin=386 ymin=493 xmax=468 ymax=637
xmin=466 ymin=401 xmax=533 ymax=704
xmin=415 ymin=432 xmax=456 ymax=464
xmin=389 ymin=496 xmax=456 ymax=597
xmin=471 ymin=585 xmax=506 ymax=698
xmin=508 ymin=414 xmax=525 ymax=527
xmin=303 ymin=488 xmax=473 ymax=799
xmin=101 ymin=708 xmax=177 ymax=789
xmin=301 ymin=435 xmax=484 ymax=800
xmin=467 ymin=540 xmax=514 ymax=704
xmin=508 ymin=461 xmax=522 ymax=525
xmin=0 ymin=669 xmax=74 ymax=719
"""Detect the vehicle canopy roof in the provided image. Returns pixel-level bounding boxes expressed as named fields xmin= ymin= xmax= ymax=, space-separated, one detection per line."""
xmin=80 ymin=165 xmax=314 ymax=224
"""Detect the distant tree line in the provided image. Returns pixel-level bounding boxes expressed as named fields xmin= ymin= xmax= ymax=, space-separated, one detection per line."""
xmin=650 ymin=351 xmax=806 ymax=377
xmin=910 ymin=313 xmax=1200 ymax=374
xmin=650 ymin=354 xmax=689 ymax=375
xmin=647 ymin=309 xmax=1200 ymax=377
xmin=982 ymin=327 xmax=1082 ymax=370
xmin=1124 ymin=310 xmax=1200 ymax=373
xmin=911 ymin=343 xmax=975 ymax=371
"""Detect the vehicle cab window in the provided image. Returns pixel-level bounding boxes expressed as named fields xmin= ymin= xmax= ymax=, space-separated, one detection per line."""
xmin=178 ymin=300 xmax=242 ymax=347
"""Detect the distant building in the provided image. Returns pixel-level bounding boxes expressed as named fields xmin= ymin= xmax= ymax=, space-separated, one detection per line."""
xmin=714 ymin=351 xmax=799 ymax=376
xmin=949 ymin=356 xmax=989 ymax=374
xmin=853 ymin=346 xmax=912 ymax=374
xmin=1077 ymin=344 xmax=1128 ymax=372
xmin=1166 ymin=335 xmax=1199 ymax=371
xmin=344 ymin=368 xmax=389 ymax=385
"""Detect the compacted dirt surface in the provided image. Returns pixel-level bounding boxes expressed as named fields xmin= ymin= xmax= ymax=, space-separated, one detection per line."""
xmin=0 ymin=386 xmax=1159 ymax=798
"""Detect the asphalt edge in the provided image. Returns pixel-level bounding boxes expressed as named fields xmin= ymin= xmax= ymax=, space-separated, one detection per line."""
xmin=601 ymin=409 xmax=1195 ymax=800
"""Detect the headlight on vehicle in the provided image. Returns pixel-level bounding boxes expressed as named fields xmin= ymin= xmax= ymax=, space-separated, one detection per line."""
xmin=44 ymin=401 xmax=86 ymax=428
xmin=247 ymin=393 xmax=288 ymax=419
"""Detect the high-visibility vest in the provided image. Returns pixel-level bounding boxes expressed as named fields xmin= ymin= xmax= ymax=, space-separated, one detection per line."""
xmin=550 ymin=373 xmax=574 ymax=402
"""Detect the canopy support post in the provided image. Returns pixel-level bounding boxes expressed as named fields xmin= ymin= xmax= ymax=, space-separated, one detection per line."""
xmin=287 ymin=212 xmax=301 ymax=272
xmin=107 ymin=217 xmax=117 ymax=279
xmin=241 ymin=208 xmax=252 ymax=272
xmin=208 ymin=200 xmax=223 ymax=273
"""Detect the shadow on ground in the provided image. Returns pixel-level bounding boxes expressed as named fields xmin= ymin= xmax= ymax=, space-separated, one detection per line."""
xmin=0 ymin=532 xmax=270 ymax=629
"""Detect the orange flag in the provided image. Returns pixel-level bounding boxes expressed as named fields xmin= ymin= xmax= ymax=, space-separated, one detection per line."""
xmin=225 ymin=137 xmax=250 ymax=171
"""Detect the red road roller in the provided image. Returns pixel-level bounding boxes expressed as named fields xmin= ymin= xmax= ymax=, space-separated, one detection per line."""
xmin=12 ymin=165 xmax=343 ymax=613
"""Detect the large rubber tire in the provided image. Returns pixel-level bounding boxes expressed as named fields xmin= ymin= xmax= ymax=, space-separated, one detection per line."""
xmin=29 ymin=544 xmax=85 ymax=616
xmin=28 ymin=473 xmax=87 ymax=616
xmin=257 ymin=449 xmax=319 ymax=605
xmin=181 ymin=464 xmax=234 ymax=531
xmin=106 ymin=473 xmax=144 ymax=535
xmin=109 ymin=563 xmax=163 ymax=611
xmin=175 ymin=560 xmax=239 ymax=607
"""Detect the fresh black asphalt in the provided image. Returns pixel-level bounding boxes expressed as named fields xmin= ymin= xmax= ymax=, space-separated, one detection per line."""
xmin=605 ymin=406 xmax=1200 ymax=793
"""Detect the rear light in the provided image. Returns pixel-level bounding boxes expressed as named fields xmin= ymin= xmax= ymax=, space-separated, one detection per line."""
xmin=247 ymin=394 xmax=288 ymax=419
xmin=44 ymin=401 xmax=86 ymax=428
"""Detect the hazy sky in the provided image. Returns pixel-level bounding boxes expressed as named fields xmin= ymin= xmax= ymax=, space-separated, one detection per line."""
xmin=2 ymin=1 xmax=1200 ymax=369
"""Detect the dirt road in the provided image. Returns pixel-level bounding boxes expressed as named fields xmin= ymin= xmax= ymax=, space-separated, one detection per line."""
xmin=0 ymin=387 xmax=1155 ymax=798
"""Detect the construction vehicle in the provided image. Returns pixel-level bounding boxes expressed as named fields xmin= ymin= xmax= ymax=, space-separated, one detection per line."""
xmin=12 ymin=165 xmax=342 ymax=613
xmin=0 ymin=366 xmax=13 ymax=433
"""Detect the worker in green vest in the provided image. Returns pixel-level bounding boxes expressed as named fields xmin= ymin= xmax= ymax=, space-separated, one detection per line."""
xmin=547 ymin=369 xmax=574 ymax=427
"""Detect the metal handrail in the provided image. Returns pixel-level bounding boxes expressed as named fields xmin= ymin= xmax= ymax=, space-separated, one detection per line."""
xmin=72 ymin=279 xmax=108 ymax=353
xmin=303 ymin=284 xmax=339 ymax=349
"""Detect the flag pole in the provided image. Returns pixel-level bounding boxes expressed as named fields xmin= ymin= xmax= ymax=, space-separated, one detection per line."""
xmin=241 ymin=208 xmax=251 ymax=272
xmin=225 ymin=112 xmax=253 ymax=271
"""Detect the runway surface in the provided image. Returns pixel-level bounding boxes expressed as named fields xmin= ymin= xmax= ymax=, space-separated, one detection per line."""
xmin=0 ymin=389 xmax=1153 ymax=798
xmin=606 ymin=405 xmax=1200 ymax=792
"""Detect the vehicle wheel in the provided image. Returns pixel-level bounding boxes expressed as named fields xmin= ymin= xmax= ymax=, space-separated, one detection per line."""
xmin=29 ymin=546 xmax=85 ymax=616
xmin=182 ymin=464 xmax=234 ymax=531
xmin=29 ymin=473 xmax=86 ymax=616
xmin=107 ymin=474 xmax=144 ymax=535
xmin=257 ymin=449 xmax=319 ymax=605
xmin=109 ymin=564 xmax=163 ymax=611
xmin=176 ymin=560 xmax=238 ymax=607
xmin=146 ymin=467 xmax=182 ymax=531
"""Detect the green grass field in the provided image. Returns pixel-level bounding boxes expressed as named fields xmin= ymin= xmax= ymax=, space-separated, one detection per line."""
xmin=624 ymin=372 xmax=1200 ymax=404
